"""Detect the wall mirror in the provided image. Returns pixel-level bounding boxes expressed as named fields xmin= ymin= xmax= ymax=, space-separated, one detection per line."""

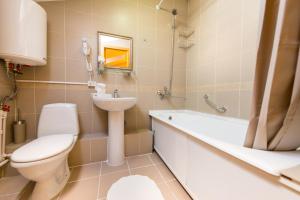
xmin=97 ymin=32 xmax=133 ymax=72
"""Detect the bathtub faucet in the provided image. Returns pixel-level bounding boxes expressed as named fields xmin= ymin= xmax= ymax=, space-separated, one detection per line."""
xmin=157 ymin=87 xmax=171 ymax=100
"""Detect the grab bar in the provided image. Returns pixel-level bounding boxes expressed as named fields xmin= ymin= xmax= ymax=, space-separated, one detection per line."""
xmin=203 ymin=94 xmax=227 ymax=113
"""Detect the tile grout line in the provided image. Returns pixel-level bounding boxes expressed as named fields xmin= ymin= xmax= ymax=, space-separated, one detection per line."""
xmin=70 ymin=161 xmax=101 ymax=169
xmin=125 ymin=159 xmax=132 ymax=175
xmin=150 ymin=154 xmax=180 ymax=200
xmin=96 ymin=160 xmax=102 ymax=199
xmin=67 ymin=175 xmax=99 ymax=184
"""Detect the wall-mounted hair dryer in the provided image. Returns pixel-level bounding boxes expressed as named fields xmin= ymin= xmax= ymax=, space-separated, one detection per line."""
xmin=81 ymin=38 xmax=96 ymax=87
xmin=81 ymin=38 xmax=93 ymax=72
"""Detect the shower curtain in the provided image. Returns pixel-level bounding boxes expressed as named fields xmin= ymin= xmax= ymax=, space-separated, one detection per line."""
xmin=244 ymin=0 xmax=300 ymax=151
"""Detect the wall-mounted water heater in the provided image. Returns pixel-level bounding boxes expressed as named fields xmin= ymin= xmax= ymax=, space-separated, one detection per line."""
xmin=0 ymin=0 xmax=47 ymax=66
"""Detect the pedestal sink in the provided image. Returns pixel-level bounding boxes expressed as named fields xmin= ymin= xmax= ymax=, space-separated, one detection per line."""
xmin=92 ymin=93 xmax=137 ymax=166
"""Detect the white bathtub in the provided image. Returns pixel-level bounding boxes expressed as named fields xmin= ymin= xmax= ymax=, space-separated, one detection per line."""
xmin=150 ymin=110 xmax=300 ymax=200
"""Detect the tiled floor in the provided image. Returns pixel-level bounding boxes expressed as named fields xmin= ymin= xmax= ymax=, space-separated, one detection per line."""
xmin=55 ymin=152 xmax=192 ymax=200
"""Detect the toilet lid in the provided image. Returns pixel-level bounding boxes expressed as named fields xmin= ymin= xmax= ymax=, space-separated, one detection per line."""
xmin=107 ymin=175 xmax=165 ymax=200
xmin=11 ymin=134 xmax=74 ymax=163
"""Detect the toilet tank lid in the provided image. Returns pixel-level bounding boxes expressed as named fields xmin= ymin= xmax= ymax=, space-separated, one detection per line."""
xmin=11 ymin=134 xmax=74 ymax=163
xmin=43 ymin=103 xmax=76 ymax=108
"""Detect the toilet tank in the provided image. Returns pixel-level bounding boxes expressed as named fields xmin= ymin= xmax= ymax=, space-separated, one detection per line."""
xmin=0 ymin=0 xmax=47 ymax=66
xmin=37 ymin=104 xmax=79 ymax=137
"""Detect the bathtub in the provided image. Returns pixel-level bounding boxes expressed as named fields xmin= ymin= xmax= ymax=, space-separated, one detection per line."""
xmin=149 ymin=110 xmax=300 ymax=200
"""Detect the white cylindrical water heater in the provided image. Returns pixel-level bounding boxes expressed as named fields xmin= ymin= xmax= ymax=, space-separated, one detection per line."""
xmin=0 ymin=0 xmax=47 ymax=66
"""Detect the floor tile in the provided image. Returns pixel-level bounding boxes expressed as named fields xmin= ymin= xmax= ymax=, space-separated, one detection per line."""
xmin=69 ymin=162 xmax=101 ymax=182
xmin=0 ymin=176 xmax=29 ymax=195
xmin=98 ymin=170 xmax=130 ymax=198
xmin=157 ymin=183 xmax=176 ymax=200
xmin=127 ymin=155 xmax=153 ymax=169
xmin=167 ymin=180 xmax=192 ymax=200
xmin=101 ymin=162 xmax=128 ymax=175
xmin=156 ymin=163 xmax=176 ymax=182
xmin=131 ymin=166 xmax=164 ymax=185
xmin=60 ymin=177 xmax=99 ymax=200
xmin=149 ymin=152 xmax=164 ymax=165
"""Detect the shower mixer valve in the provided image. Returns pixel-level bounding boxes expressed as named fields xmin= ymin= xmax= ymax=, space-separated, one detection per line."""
xmin=157 ymin=87 xmax=171 ymax=100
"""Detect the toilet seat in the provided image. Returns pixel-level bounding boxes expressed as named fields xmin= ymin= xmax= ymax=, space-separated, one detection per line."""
xmin=107 ymin=175 xmax=165 ymax=200
xmin=11 ymin=134 xmax=74 ymax=163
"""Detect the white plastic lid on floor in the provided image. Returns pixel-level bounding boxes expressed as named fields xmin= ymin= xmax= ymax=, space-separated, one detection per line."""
xmin=107 ymin=175 xmax=165 ymax=200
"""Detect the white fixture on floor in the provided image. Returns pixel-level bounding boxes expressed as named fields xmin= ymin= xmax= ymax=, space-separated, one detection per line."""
xmin=92 ymin=93 xmax=136 ymax=166
xmin=107 ymin=175 xmax=165 ymax=200
xmin=10 ymin=104 xmax=79 ymax=200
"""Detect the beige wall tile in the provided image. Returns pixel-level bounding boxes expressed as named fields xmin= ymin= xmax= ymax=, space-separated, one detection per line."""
xmin=47 ymin=31 xmax=65 ymax=59
xmin=0 ymin=67 xmax=10 ymax=85
xmin=35 ymin=57 xmax=66 ymax=82
xmin=39 ymin=1 xmax=65 ymax=33
xmin=136 ymin=109 xmax=150 ymax=130
xmin=90 ymin=137 xmax=107 ymax=162
xmin=18 ymin=67 xmax=35 ymax=80
xmin=124 ymin=107 xmax=137 ymax=132
xmin=241 ymin=51 xmax=257 ymax=82
xmin=92 ymin=108 xmax=108 ymax=133
xmin=139 ymin=130 xmax=153 ymax=154
xmin=186 ymin=0 xmax=260 ymax=118
xmin=78 ymin=112 xmax=92 ymax=134
xmin=35 ymin=84 xmax=66 ymax=113
xmin=65 ymin=9 xmax=93 ymax=36
xmin=65 ymin=0 xmax=92 ymax=14
xmin=66 ymin=85 xmax=93 ymax=113
xmin=125 ymin=133 xmax=139 ymax=156
xmin=66 ymin=59 xmax=90 ymax=82
xmin=240 ymin=90 xmax=252 ymax=120
xmin=16 ymin=83 xmax=35 ymax=114
xmin=215 ymin=90 xmax=239 ymax=118
xmin=69 ymin=139 xmax=91 ymax=166
xmin=19 ymin=114 xmax=37 ymax=140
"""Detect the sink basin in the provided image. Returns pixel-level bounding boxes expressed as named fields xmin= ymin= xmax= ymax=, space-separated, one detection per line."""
xmin=92 ymin=93 xmax=137 ymax=166
xmin=92 ymin=93 xmax=136 ymax=111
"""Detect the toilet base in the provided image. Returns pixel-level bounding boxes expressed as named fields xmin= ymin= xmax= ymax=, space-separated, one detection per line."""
xmin=31 ymin=158 xmax=70 ymax=200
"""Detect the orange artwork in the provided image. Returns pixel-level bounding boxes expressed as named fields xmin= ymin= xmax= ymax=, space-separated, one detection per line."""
xmin=104 ymin=47 xmax=130 ymax=68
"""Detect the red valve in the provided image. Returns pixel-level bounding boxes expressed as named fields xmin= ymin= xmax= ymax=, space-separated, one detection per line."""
xmin=1 ymin=104 xmax=10 ymax=112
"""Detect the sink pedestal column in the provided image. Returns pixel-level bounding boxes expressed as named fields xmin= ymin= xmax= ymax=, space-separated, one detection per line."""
xmin=107 ymin=111 xmax=125 ymax=166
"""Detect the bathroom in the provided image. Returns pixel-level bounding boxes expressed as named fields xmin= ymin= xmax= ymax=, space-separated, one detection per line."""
xmin=0 ymin=0 xmax=299 ymax=199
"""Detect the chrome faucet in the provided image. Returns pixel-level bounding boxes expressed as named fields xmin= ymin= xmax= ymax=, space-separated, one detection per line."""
xmin=113 ymin=89 xmax=119 ymax=98
xmin=157 ymin=86 xmax=171 ymax=100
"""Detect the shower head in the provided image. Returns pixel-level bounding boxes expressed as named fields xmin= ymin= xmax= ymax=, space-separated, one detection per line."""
xmin=156 ymin=0 xmax=164 ymax=10
xmin=155 ymin=0 xmax=177 ymax=16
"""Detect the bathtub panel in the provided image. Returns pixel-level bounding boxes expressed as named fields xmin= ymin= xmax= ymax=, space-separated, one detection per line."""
xmin=151 ymin=112 xmax=300 ymax=200
xmin=153 ymin=119 xmax=188 ymax=183
xmin=186 ymin=137 xmax=300 ymax=200
xmin=173 ymin=128 xmax=188 ymax=183
xmin=153 ymin=119 xmax=175 ymax=167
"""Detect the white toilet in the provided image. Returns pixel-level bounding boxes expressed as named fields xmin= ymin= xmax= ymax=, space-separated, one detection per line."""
xmin=10 ymin=103 xmax=79 ymax=200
